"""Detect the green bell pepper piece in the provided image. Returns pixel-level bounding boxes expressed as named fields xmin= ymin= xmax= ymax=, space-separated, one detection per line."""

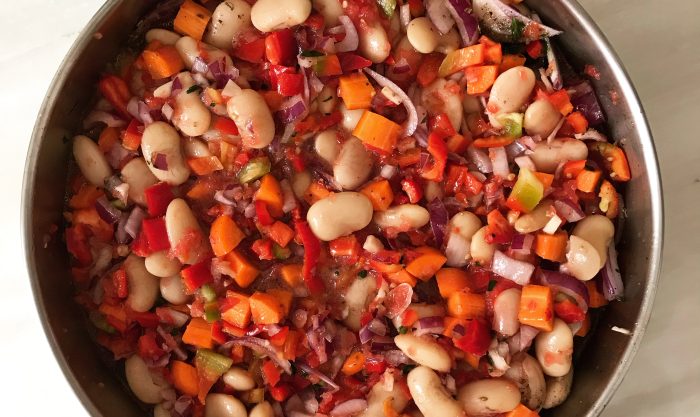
xmin=238 ymin=157 xmax=271 ymax=184
xmin=508 ymin=168 xmax=544 ymax=212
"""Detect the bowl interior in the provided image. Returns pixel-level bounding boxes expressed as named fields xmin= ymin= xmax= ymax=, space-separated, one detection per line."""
xmin=23 ymin=1 xmax=662 ymax=416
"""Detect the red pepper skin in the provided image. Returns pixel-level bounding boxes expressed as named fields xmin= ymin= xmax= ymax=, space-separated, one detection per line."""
xmin=401 ymin=177 xmax=424 ymax=204
xmin=265 ymin=29 xmax=298 ymax=66
xmin=255 ymin=200 xmax=275 ymax=226
xmin=295 ymin=220 xmax=325 ymax=295
xmin=276 ymin=72 xmax=304 ymax=97
xmin=99 ymin=75 xmax=131 ymax=119
xmin=141 ymin=217 xmax=170 ymax=252
xmin=181 ymin=260 xmax=214 ymax=293
xmin=420 ymin=133 xmax=448 ymax=181
xmin=454 ymin=319 xmax=491 ymax=356
xmin=144 ymin=182 xmax=175 ymax=217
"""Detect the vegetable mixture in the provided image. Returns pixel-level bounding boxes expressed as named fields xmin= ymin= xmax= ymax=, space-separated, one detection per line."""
xmin=65 ymin=0 xmax=630 ymax=416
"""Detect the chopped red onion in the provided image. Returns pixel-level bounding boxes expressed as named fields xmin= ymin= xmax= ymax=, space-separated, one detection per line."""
xmin=391 ymin=58 xmax=411 ymax=74
xmin=539 ymin=67 xmax=554 ymax=94
xmin=380 ymin=164 xmax=397 ymax=179
xmin=153 ymin=153 xmax=168 ymax=170
xmin=514 ymin=155 xmax=536 ymax=171
xmin=95 ymin=196 xmax=121 ymax=224
xmin=363 ymin=68 xmax=417 ymax=136
xmin=554 ymin=199 xmax=585 ymax=223
xmin=445 ymin=232 xmax=469 ymax=267
xmin=138 ymin=101 xmax=154 ymax=125
xmin=569 ymin=81 xmax=606 ymax=126
xmin=472 ymin=0 xmax=562 ymax=41
xmin=467 ymin=146 xmax=493 ymax=173
xmin=492 ymin=250 xmax=535 ymax=285
xmin=209 ymin=58 xmax=239 ymax=88
xmin=82 ymin=110 xmax=126 ymax=128
xmin=427 ymin=0 xmax=455 ymax=34
xmin=546 ymin=117 xmax=566 ymax=143
xmin=296 ymin=363 xmax=339 ymax=392
xmin=601 ymin=244 xmax=624 ymax=301
xmin=191 ymin=56 xmax=209 ymax=74
xmin=511 ymin=233 xmax=534 ymax=252
xmin=384 ymin=283 xmax=413 ymax=319
xmin=116 ymin=213 xmax=130 ymax=244
xmin=230 ymin=337 xmax=291 ymax=373
xmin=221 ymin=79 xmax=242 ymax=98
xmin=171 ymin=77 xmax=182 ymax=95
xmin=124 ymin=206 xmax=145 ymax=239
xmin=330 ymin=399 xmax=367 ymax=417
xmin=400 ymin=4 xmax=411 ymax=28
xmin=107 ymin=142 xmax=135 ymax=169
xmin=156 ymin=307 xmax=190 ymax=328
xmin=414 ymin=316 xmax=445 ymax=336
xmin=280 ymin=179 xmax=297 ymax=213
xmin=445 ymin=0 xmax=480 ymax=46
xmin=126 ymin=97 xmax=141 ymax=121
xmin=307 ymin=327 xmax=328 ymax=364
xmin=370 ymin=336 xmax=396 ymax=351
xmin=384 ymin=349 xmax=413 ymax=366
xmin=489 ymin=146 xmax=510 ymax=178
xmin=214 ymin=190 xmax=236 ymax=206
xmin=277 ymin=95 xmax=308 ymax=123
xmin=539 ymin=269 xmax=590 ymax=312
xmin=506 ymin=140 xmax=528 ymax=159
xmin=335 ymin=16 xmax=359 ymax=52
xmin=508 ymin=324 xmax=539 ymax=353
xmin=428 ymin=198 xmax=449 ymax=248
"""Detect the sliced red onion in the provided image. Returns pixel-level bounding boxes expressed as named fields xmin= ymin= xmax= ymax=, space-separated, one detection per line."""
xmin=107 ymin=142 xmax=135 ymax=169
xmin=359 ymin=324 xmax=374 ymax=345
xmin=335 ymin=16 xmax=359 ymax=52
xmin=540 ymin=269 xmax=590 ymax=312
xmin=171 ymin=76 xmax=182 ymax=95
xmin=95 ymin=196 xmax=121 ymax=224
xmin=400 ymin=4 xmax=411 ymax=28
xmin=330 ymin=399 xmax=367 ymax=417
xmin=428 ymin=198 xmax=449 ymax=248
xmin=384 ymin=349 xmax=413 ymax=366
xmin=427 ymin=0 xmax=456 ymax=34
xmin=539 ymin=67 xmax=554 ymax=94
xmin=445 ymin=0 xmax=480 ymax=46
xmin=307 ymin=327 xmax=328 ymax=364
xmin=414 ymin=316 xmax=445 ymax=336
xmin=506 ymin=139 xmax=528 ymax=159
xmin=363 ymin=68 xmax=417 ymax=136
xmin=489 ymin=147 xmax=510 ymax=178
xmin=296 ymin=363 xmax=339 ymax=392
xmin=116 ymin=213 xmax=130 ymax=244
xmin=221 ymin=79 xmax=241 ymax=98
xmin=514 ymin=155 xmax=536 ymax=171
xmin=105 ymin=175 xmax=128 ymax=205
xmin=153 ymin=153 xmax=168 ymax=170
xmin=126 ymin=97 xmax=141 ymax=121
xmin=569 ymin=81 xmax=606 ymax=126
xmin=445 ymin=232 xmax=469 ymax=267
xmin=472 ymin=0 xmax=562 ymax=42
xmin=508 ymin=324 xmax=539 ymax=353
xmin=191 ymin=56 xmax=209 ymax=74
xmin=385 ymin=283 xmax=414 ymax=319
xmin=532 ymin=13 xmax=563 ymax=90
xmin=467 ymin=146 xmax=493 ymax=173
xmin=124 ymin=206 xmax=145 ymax=239
xmin=370 ymin=336 xmax=396 ymax=351
xmin=230 ymin=336 xmax=291 ymax=374
xmin=172 ymin=396 xmax=193 ymax=417
xmin=138 ymin=101 xmax=154 ymax=125
xmin=554 ymin=199 xmax=585 ymax=223
xmin=368 ymin=318 xmax=388 ymax=336
xmin=601 ymin=244 xmax=624 ymax=301
xmin=209 ymin=58 xmax=239 ymax=88
xmin=82 ymin=110 xmax=126 ymax=128
xmin=214 ymin=190 xmax=236 ymax=206
xmin=280 ymin=179 xmax=297 ymax=213
xmin=391 ymin=58 xmax=411 ymax=74
xmin=492 ymin=250 xmax=535 ymax=285
xmin=277 ymin=95 xmax=308 ymax=123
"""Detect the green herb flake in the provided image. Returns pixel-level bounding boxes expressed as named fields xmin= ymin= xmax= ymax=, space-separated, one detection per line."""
xmin=186 ymin=84 xmax=202 ymax=94
xmin=510 ymin=18 xmax=525 ymax=40
xmin=488 ymin=279 xmax=497 ymax=291
xmin=398 ymin=326 xmax=408 ymax=334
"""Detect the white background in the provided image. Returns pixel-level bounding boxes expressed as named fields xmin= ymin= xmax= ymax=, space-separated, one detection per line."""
xmin=2 ymin=0 xmax=699 ymax=416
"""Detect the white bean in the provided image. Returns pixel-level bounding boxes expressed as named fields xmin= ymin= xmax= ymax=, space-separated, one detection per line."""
xmin=125 ymin=355 xmax=168 ymax=404
xmin=563 ymin=235 xmax=601 ymax=281
xmin=358 ymin=375 xmax=410 ymax=417
xmin=292 ymin=171 xmax=312 ymax=199
xmin=422 ymin=79 xmax=463 ymax=132
xmin=165 ymin=198 xmax=208 ymax=264
xmin=407 ymin=17 xmax=440 ymax=53
xmin=318 ymin=84 xmax=338 ymax=115
xmin=445 ymin=212 xmax=482 ymax=267
xmin=572 ymin=214 xmax=614 ymax=269
xmin=145 ymin=251 xmax=182 ymax=278
xmin=314 ymin=129 xmax=341 ymax=165
xmin=223 ymin=367 xmax=256 ymax=391
xmin=141 ymin=121 xmax=191 ymax=185
xmin=374 ymin=204 xmax=430 ymax=231
xmin=530 ymin=139 xmax=588 ymax=173
xmin=121 ymin=158 xmax=158 ymax=206
xmin=334 ymin=137 xmax=373 ymax=190
xmin=160 ymin=274 xmax=191 ymax=305
xmin=457 ymin=378 xmax=521 ymax=416
xmin=423 ymin=181 xmax=444 ymax=203
xmin=524 ymin=99 xmax=561 ymax=138
xmin=363 ymin=235 xmax=385 ymax=254
xmin=173 ymin=72 xmax=212 ymax=137
xmin=487 ymin=66 xmax=536 ymax=115
xmin=124 ymin=255 xmax=159 ymax=313
xmin=226 ymin=88 xmax=275 ymax=149
xmin=312 ymin=0 xmax=343 ymax=26
xmin=435 ymin=27 xmax=460 ymax=54
xmin=340 ymin=103 xmax=365 ymax=132
xmin=470 ymin=226 xmax=497 ymax=265
xmin=307 ymin=192 xmax=374 ymax=241
xmin=249 ymin=401 xmax=274 ymax=417
xmin=343 ymin=273 xmax=378 ymax=330
xmin=408 ymin=366 xmax=465 ymax=417
xmin=205 ymin=394 xmax=247 ymax=417
xmin=154 ymin=403 xmax=172 ymax=417
xmin=175 ymin=37 xmax=233 ymax=80
xmin=205 ymin=0 xmax=252 ymax=49
xmin=503 ymin=353 xmax=546 ymax=410
xmin=493 ymin=288 xmax=521 ymax=337
xmin=146 ymin=29 xmax=181 ymax=45
xmin=542 ymin=370 xmax=573 ymax=409
xmin=184 ymin=137 xmax=212 ymax=158
xmin=395 ymin=333 xmax=452 ymax=372
xmin=514 ymin=200 xmax=553 ymax=234
xmin=73 ymin=135 xmax=111 ymax=187
xmin=251 ymin=0 xmax=311 ymax=32
xmin=359 ymin=22 xmax=391 ymax=63
xmin=535 ymin=318 xmax=574 ymax=377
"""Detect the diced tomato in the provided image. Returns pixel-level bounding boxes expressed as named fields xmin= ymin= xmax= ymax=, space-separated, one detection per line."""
xmin=213 ymin=116 xmax=239 ymax=136
xmin=420 ymin=133 xmax=448 ymax=181
xmin=269 ymin=383 xmax=293 ymax=402
xmin=454 ymin=319 xmax=491 ymax=356
xmin=122 ymin=118 xmax=143 ymax=151
xmin=261 ymin=360 xmax=282 ymax=387
xmin=276 ymin=72 xmax=304 ymax=97
xmin=235 ymin=37 xmax=266 ymax=63
xmin=364 ymin=356 xmax=387 ymax=374
xmin=131 ymin=229 xmax=152 ymax=257
xmin=144 ymin=182 xmax=175 ymax=217
xmin=445 ymin=165 xmax=484 ymax=196
xmin=252 ymin=238 xmax=274 ymax=260
xmin=181 ymin=260 xmax=213 ymax=293
xmin=429 ymin=113 xmax=457 ymax=137
xmin=329 ymin=235 xmax=361 ymax=263
xmin=554 ymin=299 xmax=586 ymax=323
xmin=485 ymin=209 xmax=514 ymax=244
xmin=99 ymin=74 xmax=131 ymax=119
xmin=141 ymin=217 xmax=170 ymax=252
xmin=265 ymin=29 xmax=298 ymax=66
xmin=401 ymin=177 xmax=424 ymax=203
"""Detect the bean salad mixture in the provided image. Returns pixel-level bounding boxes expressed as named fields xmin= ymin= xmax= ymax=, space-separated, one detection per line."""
xmin=64 ymin=0 xmax=631 ymax=416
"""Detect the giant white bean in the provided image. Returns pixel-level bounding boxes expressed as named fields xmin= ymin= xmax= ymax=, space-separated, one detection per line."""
xmin=314 ymin=129 xmax=340 ymax=165
xmin=251 ymin=0 xmax=311 ymax=32
xmin=124 ymin=255 xmax=159 ymax=313
xmin=333 ymin=137 xmax=373 ymax=190
xmin=457 ymin=378 xmax=521 ymax=416
xmin=226 ymin=88 xmax=275 ymax=149
xmin=530 ymin=139 xmax=588 ymax=173
xmin=312 ymin=0 xmax=343 ymax=26
xmin=121 ymin=158 xmax=158 ymax=206
xmin=223 ymin=367 xmax=256 ymax=391
xmin=205 ymin=0 xmax=252 ymax=49
xmin=340 ymin=103 xmax=365 ymax=132
xmin=572 ymin=214 xmax=614 ymax=269
xmin=205 ymin=394 xmax=247 ymax=417
xmin=374 ymin=204 xmax=430 ymax=231
xmin=146 ymin=29 xmax=181 ymax=45
xmin=514 ymin=200 xmax=553 ymax=233
xmin=359 ymin=22 xmax=391 ymax=63
xmin=160 ymin=274 xmax=190 ymax=305
xmin=407 ymin=17 xmax=440 ymax=53
xmin=445 ymin=212 xmax=482 ymax=267
xmin=173 ymin=72 xmax=212 ymax=137
xmin=154 ymin=403 xmax=172 ymax=417
xmin=292 ymin=171 xmax=312 ymax=199
xmin=563 ymin=235 xmax=601 ymax=281
xmin=145 ymin=251 xmax=182 ymax=278
xmin=183 ymin=137 xmax=212 ymax=158
xmin=524 ymin=99 xmax=561 ymax=138
xmin=408 ymin=366 xmax=465 ymax=417
xmin=165 ymin=198 xmax=208 ymax=264
xmin=249 ymin=401 xmax=274 ymax=417
xmin=422 ymin=79 xmax=463 ymax=133
xmin=487 ymin=66 xmax=536 ymax=115
xmin=175 ymin=37 xmax=232 ymax=74
xmin=470 ymin=226 xmax=497 ymax=265
xmin=125 ymin=355 xmax=168 ymax=404
xmin=493 ymin=288 xmax=521 ymax=336
xmin=358 ymin=375 xmax=410 ymax=417
xmin=436 ymin=27 xmax=460 ymax=54
xmin=343 ymin=273 xmax=378 ymax=330
xmin=141 ymin=121 xmax=191 ymax=185
xmin=395 ymin=333 xmax=452 ymax=372
xmin=307 ymin=192 xmax=374 ymax=241
xmin=535 ymin=318 xmax=574 ymax=377
xmin=504 ymin=353 xmax=546 ymax=410
xmin=542 ymin=370 xmax=573 ymax=409
xmin=423 ymin=181 xmax=444 ymax=203
xmin=73 ymin=135 xmax=111 ymax=187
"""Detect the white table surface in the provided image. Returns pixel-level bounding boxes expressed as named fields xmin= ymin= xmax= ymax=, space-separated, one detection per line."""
xmin=2 ymin=1 xmax=699 ymax=416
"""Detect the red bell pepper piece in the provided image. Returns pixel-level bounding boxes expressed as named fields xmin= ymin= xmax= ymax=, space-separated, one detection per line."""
xmin=255 ymin=200 xmax=275 ymax=226
xmin=421 ymin=132 xmax=448 ymax=181
xmin=112 ymin=268 xmax=129 ymax=299
xmin=235 ymin=37 xmax=266 ymax=63
xmin=141 ymin=217 xmax=170 ymax=252
xmin=137 ymin=331 xmax=166 ymax=362
xmin=401 ymin=177 xmax=424 ymax=203
xmin=268 ymin=326 xmax=289 ymax=346
xmin=429 ymin=113 xmax=457 ymax=137
xmin=265 ymin=29 xmax=298 ymax=66
xmin=525 ymin=40 xmax=543 ymax=58
xmin=65 ymin=224 xmax=93 ymax=266
xmin=329 ymin=235 xmax=360 ymax=264
xmin=269 ymin=383 xmax=293 ymax=402
xmin=276 ymin=72 xmax=304 ymax=97
xmin=210 ymin=321 xmax=229 ymax=345
xmin=364 ymin=356 xmax=387 ymax=374
xmin=129 ymin=311 xmax=161 ymax=328
xmin=144 ymin=182 xmax=175 ymax=217
xmin=252 ymin=238 xmax=275 ymax=260
xmin=485 ymin=209 xmax=514 ymax=244
xmin=131 ymin=229 xmax=152 ymax=257
xmin=554 ymin=299 xmax=586 ymax=323
xmin=122 ymin=118 xmax=143 ymax=151
xmin=213 ymin=116 xmax=239 ymax=136
xmin=338 ymin=53 xmax=373 ymax=73
xmin=295 ymin=220 xmax=325 ymax=295
xmin=261 ymin=360 xmax=282 ymax=387
xmin=99 ymin=75 xmax=131 ymax=119
xmin=454 ymin=318 xmax=491 ymax=356
xmin=181 ymin=260 xmax=214 ymax=293
xmin=445 ymin=165 xmax=484 ymax=196
xmin=285 ymin=147 xmax=306 ymax=172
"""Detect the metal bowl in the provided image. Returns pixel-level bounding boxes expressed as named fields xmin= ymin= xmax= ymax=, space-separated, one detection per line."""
xmin=22 ymin=1 xmax=663 ymax=416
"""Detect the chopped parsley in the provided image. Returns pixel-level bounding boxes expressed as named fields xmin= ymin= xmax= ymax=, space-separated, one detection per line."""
xmin=398 ymin=326 xmax=408 ymax=334
xmin=488 ymin=279 xmax=497 ymax=291
xmin=186 ymin=84 xmax=202 ymax=94
xmin=510 ymin=18 xmax=525 ymax=40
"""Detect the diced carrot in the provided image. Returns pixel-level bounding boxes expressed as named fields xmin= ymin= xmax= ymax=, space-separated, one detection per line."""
xmin=226 ymin=250 xmax=260 ymax=288
xmin=576 ymin=313 xmax=591 ymax=337
xmin=447 ymin=291 xmax=486 ymax=319
xmin=187 ymin=180 xmax=211 ymax=200
xmin=547 ymin=89 xmax=574 ymax=116
xmin=405 ymin=247 xmax=448 ymax=281
xmin=209 ymin=215 xmax=246 ymax=257
xmin=480 ymin=36 xmax=503 ymax=64
xmin=443 ymin=317 xmax=468 ymax=338
xmin=283 ymin=329 xmax=302 ymax=360
xmin=586 ymin=281 xmax=609 ymax=308
xmin=535 ymin=231 xmax=568 ymax=262
xmin=256 ymin=174 xmax=284 ymax=218
xmin=386 ymin=269 xmax=418 ymax=287
xmin=182 ymin=318 xmax=213 ymax=349
xmin=465 ymin=65 xmax=498 ymax=95
xmin=173 ymin=0 xmax=211 ymax=41
xmin=341 ymin=351 xmax=366 ymax=376
xmin=472 ymin=135 xmax=515 ymax=148
xmin=303 ymin=181 xmax=332 ymax=205
xmin=504 ymin=404 xmax=540 ymax=417
xmin=339 ymin=72 xmax=375 ymax=110
xmin=359 ymin=180 xmax=394 ymax=211
xmin=171 ymin=361 xmax=199 ymax=396
xmin=249 ymin=292 xmax=285 ymax=324
xmin=98 ymin=126 xmax=120 ymax=152
xmin=499 ymin=54 xmax=527 ymax=73
xmin=518 ymin=285 xmax=554 ymax=332
xmin=142 ymin=45 xmax=185 ymax=79
xmin=267 ymin=288 xmax=293 ymax=316
xmin=436 ymin=268 xmax=470 ymax=298
xmin=438 ymin=44 xmax=485 ymax=77
xmin=266 ymin=221 xmax=295 ymax=248
xmin=397 ymin=147 xmax=421 ymax=167
xmin=576 ymin=169 xmax=602 ymax=193
xmin=279 ymin=264 xmax=303 ymax=287
xmin=532 ymin=172 xmax=554 ymax=189
xmin=187 ymin=156 xmax=224 ymax=176
xmin=446 ymin=134 xmax=471 ymax=154
xmin=566 ymin=111 xmax=589 ymax=134
xmin=353 ymin=111 xmax=402 ymax=154
xmin=221 ymin=291 xmax=251 ymax=328
xmin=69 ymin=184 xmax=104 ymax=209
